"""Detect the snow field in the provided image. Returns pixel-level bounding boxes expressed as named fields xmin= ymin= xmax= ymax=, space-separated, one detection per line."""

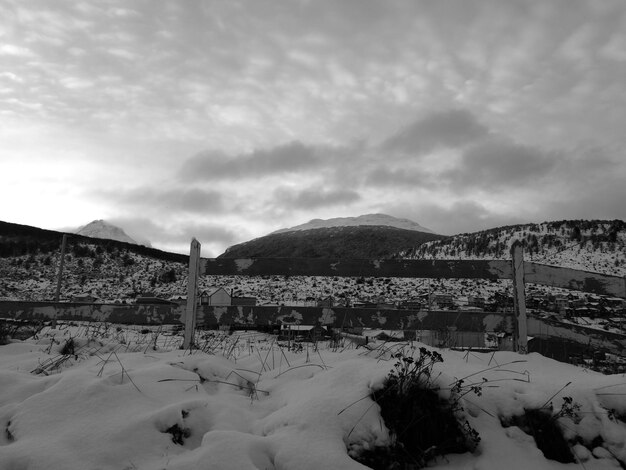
xmin=1 ymin=326 xmax=625 ymax=469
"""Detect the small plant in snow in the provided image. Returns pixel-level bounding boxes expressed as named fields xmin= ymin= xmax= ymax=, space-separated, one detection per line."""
xmin=353 ymin=347 xmax=481 ymax=469
xmin=553 ymin=396 xmax=581 ymax=423
xmin=386 ymin=346 xmax=443 ymax=395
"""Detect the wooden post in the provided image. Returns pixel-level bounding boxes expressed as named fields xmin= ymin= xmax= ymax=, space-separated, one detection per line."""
xmin=510 ymin=240 xmax=528 ymax=354
xmin=183 ymin=238 xmax=201 ymax=350
xmin=55 ymin=234 xmax=67 ymax=302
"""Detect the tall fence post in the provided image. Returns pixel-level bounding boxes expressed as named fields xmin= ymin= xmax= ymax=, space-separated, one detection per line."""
xmin=55 ymin=234 xmax=67 ymax=302
xmin=510 ymin=240 xmax=528 ymax=354
xmin=183 ymin=238 xmax=201 ymax=350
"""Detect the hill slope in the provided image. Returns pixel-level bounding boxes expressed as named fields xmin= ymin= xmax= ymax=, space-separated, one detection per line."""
xmin=0 ymin=221 xmax=188 ymax=302
xmin=402 ymin=219 xmax=626 ymax=276
xmin=219 ymin=225 xmax=445 ymax=259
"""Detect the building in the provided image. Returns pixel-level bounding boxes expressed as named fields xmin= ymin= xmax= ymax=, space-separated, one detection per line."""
xmin=467 ymin=296 xmax=485 ymax=309
xmin=433 ymin=293 xmax=454 ymax=309
xmin=280 ymin=324 xmax=329 ymax=342
xmin=168 ymin=295 xmax=187 ymax=305
xmin=398 ymin=299 xmax=426 ymax=310
xmin=555 ymin=296 xmax=569 ymax=313
xmin=200 ymin=287 xmax=231 ymax=306
xmin=71 ymin=293 xmax=98 ymax=303
xmin=317 ymin=296 xmax=334 ymax=308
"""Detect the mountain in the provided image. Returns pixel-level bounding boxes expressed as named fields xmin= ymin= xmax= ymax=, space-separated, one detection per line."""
xmin=220 ymin=214 xmax=444 ymax=259
xmin=401 ymin=219 xmax=626 ymax=276
xmin=0 ymin=220 xmax=189 ymax=302
xmin=272 ymin=213 xmax=435 ymax=234
xmin=76 ymin=219 xmax=140 ymax=245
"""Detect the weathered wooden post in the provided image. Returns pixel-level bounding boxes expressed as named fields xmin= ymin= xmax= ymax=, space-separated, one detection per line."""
xmin=183 ymin=238 xmax=201 ymax=350
xmin=510 ymin=240 xmax=528 ymax=354
xmin=55 ymin=234 xmax=67 ymax=302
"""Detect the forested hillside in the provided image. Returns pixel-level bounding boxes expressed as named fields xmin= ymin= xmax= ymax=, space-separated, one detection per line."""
xmin=403 ymin=220 xmax=626 ymax=276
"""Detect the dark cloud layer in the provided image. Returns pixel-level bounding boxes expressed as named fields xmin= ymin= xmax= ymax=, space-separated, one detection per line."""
xmin=94 ymin=187 xmax=225 ymax=215
xmin=445 ymin=138 xmax=559 ymax=191
xmin=179 ymin=142 xmax=324 ymax=182
xmin=365 ymin=167 xmax=429 ymax=188
xmin=98 ymin=106 xmax=625 ymax=253
xmin=385 ymin=200 xmax=528 ymax=236
xmin=274 ymin=186 xmax=361 ymax=210
xmin=380 ymin=109 xmax=489 ymax=155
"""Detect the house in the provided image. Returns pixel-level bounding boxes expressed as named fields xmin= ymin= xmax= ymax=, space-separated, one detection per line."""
xmin=398 ymin=299 xmax=426 ymax=310
xmin=433 ymin=293 xmax=454 ymax=309
xmin=280 ymin=324 xmax=329 ymax=342
xmin=168 ymin=295 xmax=187 ymax=305
xmin=526 ymin=297 xmax=541 ymax=310
xmin=199 ymin=287 xmax=231 ymax=306
xmin=467 ymin=296 xmax=485 ymax=309
xmin=605 ymin=297 xmax=625 ymax=309
xmin=555 ymin=296 xmax=569 ymax=313
xmin=317 ymin=296 xmax=334 ymax=308
xmin=71 ymin=293 xmax=98 ymax=303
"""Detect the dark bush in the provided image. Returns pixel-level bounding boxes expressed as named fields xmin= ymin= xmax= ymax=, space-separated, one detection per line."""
xmin=354 ymin=348 xmax=480 ymax=469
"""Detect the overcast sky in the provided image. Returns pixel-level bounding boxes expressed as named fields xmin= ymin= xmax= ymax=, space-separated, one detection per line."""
xmin=2 ymin=0 xmax=626 ymax=256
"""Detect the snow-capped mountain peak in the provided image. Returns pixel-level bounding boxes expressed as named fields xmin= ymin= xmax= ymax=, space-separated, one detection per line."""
xmin=273 ymin=213 xmax=435 ymax=234
xmin=76 ymin=220 xmax=138 ymax=245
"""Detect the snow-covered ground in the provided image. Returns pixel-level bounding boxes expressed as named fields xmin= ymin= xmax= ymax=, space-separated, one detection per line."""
xmin=1 ymin=325 xmax=626 ymax=469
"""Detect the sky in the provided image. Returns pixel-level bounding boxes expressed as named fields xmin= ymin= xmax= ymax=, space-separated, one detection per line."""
xmin=2 ymin=0 xmax=626 ymax=257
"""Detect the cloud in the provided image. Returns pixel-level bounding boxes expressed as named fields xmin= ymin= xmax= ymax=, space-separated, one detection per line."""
xmin=0 ymin=44 xmax=36 ymax=57
xmin=380 ymin=109 xmax=489 ymax=155
xmin=444 ymin=137 xmax=560 ymax=191
xmin=274 ymin=186 xmax=361 ymax=210
xmin=93 ymin=187 xmax=226 ymax=215
xmin=383 ymin=200 xmax=528 ymax=236
xmin=179 ymin=140 xmax=366 ymax=185
xmin=365 ymin=167 xmax=430 ymax=188
xmin=539 ymin=155 xmax=626 ymax=222
xmin=178 ymin=141 xmax=324 ymax=181
xmin=107 ymin=217 xmax=240 ymax=256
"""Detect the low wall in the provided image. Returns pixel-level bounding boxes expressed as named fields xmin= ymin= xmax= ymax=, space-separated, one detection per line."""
xmin=2 ymin=301 xmax=624 ymax=354
xmin=0 ymin=301 xmax=507 ymax=331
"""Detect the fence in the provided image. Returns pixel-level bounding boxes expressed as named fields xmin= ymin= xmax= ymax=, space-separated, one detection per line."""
xmin=2 ymin=239 xmax=625 ymax=355
xmin=182 ymin=239 xmax=625 ymax=352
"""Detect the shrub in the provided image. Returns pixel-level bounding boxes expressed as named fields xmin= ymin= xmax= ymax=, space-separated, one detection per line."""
xmin=354 ymin=347 xmax=480 ymax=469
xmin=500 ymin=397 xmax=581 ymax=464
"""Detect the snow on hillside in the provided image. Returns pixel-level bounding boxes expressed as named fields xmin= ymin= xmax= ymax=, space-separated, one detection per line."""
xmin=0 ymin=246 xmax=187 ymax=303
xmin=273 ymin=213 xmax=435 ymax=234
xmin=1 ymin=326 xmax=625 ymax=469
xmin=406 ymin=220 xmax=626 ymax=277
xmin=76 ymin=220 xmax=139 ymax=245
xmin=1 ymin=219 xmax=624 ymax=307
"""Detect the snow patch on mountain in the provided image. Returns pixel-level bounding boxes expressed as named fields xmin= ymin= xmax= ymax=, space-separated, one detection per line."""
xmin=76 ymin=220 xmax=139 ymax=245
xmin=273 ymin=213 xmax=435 ymax=234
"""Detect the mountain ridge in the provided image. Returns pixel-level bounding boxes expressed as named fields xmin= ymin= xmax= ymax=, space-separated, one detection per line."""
xmin=76 ymin=219 xmax=139 ymax=245
xmin=272 ymin=213 xmax=435 ymax=234
xmin=220 ymin=224 xmax=444 ymax=259
xmin=1 ymin=218 xmax=625 ymax=304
